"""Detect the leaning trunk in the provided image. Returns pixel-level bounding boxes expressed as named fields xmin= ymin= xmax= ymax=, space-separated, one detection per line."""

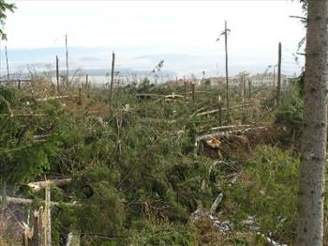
xmin=296 ymin=1 xmax=328 ymax=245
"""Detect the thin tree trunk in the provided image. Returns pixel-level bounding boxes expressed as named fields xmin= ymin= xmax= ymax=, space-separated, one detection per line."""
xmin=192 ymin=83 xmax=195 ymax=102
xmin=109 ymin=52 xmax=115 ymax=106
xmin=224 ymin=20 xmax=230 ymax=120
xmin=56 ymin=56 xmax=59 ymax=94
xmin=296 ymin=1 xmax=328 ymax=245
xmin=5 ymin=45 xmax=9 ymax=83
xmin=45 ymin=186 xmax=51 ymax=246
xmin=277 ymin=42 xmax=282 ymax=105
xmin=65 ymin=34 xmax=69 ymax=87
xmin=242 ymin=73 xmax=246 ymax=123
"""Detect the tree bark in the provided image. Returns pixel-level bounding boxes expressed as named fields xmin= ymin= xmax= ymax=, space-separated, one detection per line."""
xmin=296 ymin=1 xmax=328 ymax=245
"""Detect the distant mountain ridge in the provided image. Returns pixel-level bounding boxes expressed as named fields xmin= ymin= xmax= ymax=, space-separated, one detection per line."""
xmin=0 ymin=46 xmax=302 ymax=77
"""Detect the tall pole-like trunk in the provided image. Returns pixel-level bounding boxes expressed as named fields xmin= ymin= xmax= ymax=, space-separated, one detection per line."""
xmin=5 ymin=46 xmax=9 ymax=83
xmin=109 ymin=52 xmax=115 ymax=105
xmin=277 ymin=42 xmax=282 ymax=105
xmin=56 ymin=56 xmax=59 ymax=94
xmin=224 ymin=20 xmax=230 ymax=119
xmin=242 ymin=73 xmax=246 ymax=123
xmin=296 ymin=1 xmax=328 ymax=245
xmin=65 ymin=34 xmax=69 ymax=87
xmin=273 ymin=66 xmax=276 ymax=88
xmin=248 ymin=79 xmax=252 ymax=99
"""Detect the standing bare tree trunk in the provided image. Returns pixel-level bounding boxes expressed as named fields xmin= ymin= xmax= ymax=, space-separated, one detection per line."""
xmin=5 ymin=45 xmax=9 ymax=82
xmin=277 ymin=42 xmax=282 ymax=105
xmin=109 ymin=52 xmax=115 ymax=106
xmin=296 ymin=1 xmax=328 ymax=245
xmin=56 ymin=55 xmax=59 ymax=94
xmin=65 ymin=34 xmax=69 ymax=87
xmin=224 ymin=21 xmax=230 ymax=119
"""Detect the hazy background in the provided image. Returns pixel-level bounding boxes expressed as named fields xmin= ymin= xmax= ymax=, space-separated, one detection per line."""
xmin=2 ymin=0 xmax=305 ymax=78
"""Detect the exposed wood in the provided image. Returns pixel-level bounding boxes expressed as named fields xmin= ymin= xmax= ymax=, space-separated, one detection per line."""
xmin=27 ymin=178 xmax=72 ymax=192
xmin=210 ymin=124 xmax=252 ymax=131
xmin=66 ymin=231 xmax=80 ymax=246
xmin=45 ymin=186 xmax=51 ymax=246
xmin=164 ymin=94 xmax=184 ymax=101
xmin=36 ymin=95 xmax=71 ymax=102
xmin=196 ymin=126 xmax=268 ymax=142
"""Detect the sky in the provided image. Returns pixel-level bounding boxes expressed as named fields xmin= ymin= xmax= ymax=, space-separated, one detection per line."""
xmin=2 ymin=0 xmax=306 ymax=77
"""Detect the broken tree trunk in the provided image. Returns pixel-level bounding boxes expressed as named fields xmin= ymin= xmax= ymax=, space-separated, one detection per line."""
xmin=27 ymin=178 xmax=72 ymax=192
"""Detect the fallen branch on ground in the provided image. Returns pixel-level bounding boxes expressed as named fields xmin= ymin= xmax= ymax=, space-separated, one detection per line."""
xmin=196 ymin=126 xmax=269 ymax=142
xmin=0 ymin=196 xmax=77 ymax=207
